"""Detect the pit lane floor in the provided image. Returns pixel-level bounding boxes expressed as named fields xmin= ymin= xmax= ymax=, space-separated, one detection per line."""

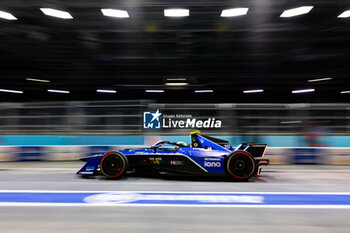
xmin=0 ymin=162 xmax=350 ymax=233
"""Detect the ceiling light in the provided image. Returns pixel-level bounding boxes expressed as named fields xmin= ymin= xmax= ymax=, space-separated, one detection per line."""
xmin=101 ymin=9 xmax=129 ymax=18
xmin=243 ymin=89 xmax=264 ymax=93
xmin=167 ymin=78 xmax=186 ymax=81
xmin=40 ymin=8 xmax=73 ymax=19
xmin=292 ymin=88 xmax=315 ymax=94
xmin=164 ymin=8 xmax=189 ymax=17
xmin=338 ymin=10 xmax=350 ymax=18
xmin=0 ymin=89 xmax=23 ymax=94
xmin=26 ymin=78 xmax=50 ymax=83
xmin=0 ymin=11 xmax=17 ymax=20
xmin=194 ymin=90 xmax=213 ymax=93
xmin=340 ymin=90 xmax=350 ymax=94
xmin=165 ymin=82 xmax=189 ymax=86
xmin=308 ymin=77 xmax=332 ymax=83
xmin=48 ymin=89 xmax=70 ymax=94
xmin=97 ymin=89 xmax=117 ymax=93
xmin=146 ymin=90 xmax=164 ymax=93
xmin=281 ymin=121 xmax=302 ymax=124
xmin=280 ymin=6 xmax=313 ymax=18
xmin=221 ymin=8 xmax=249 ymax=17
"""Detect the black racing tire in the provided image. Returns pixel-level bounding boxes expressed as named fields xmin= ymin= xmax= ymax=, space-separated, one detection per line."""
xmin=100 ymin=151 xmax=128 ymax=179
xmin=226 ymin=151 xmax=255 ymax=180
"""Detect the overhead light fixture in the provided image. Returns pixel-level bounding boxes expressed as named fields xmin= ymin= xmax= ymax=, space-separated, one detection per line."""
xmin=0 ymin=10 xmax=17 ymax=20
xmin=167 ymin=78 xmax=186 ymax=81
xmin=292 ymin=88 xmax=315 ymax=94
xmin=338 ymin=10 xmax=350 ymax=18
xmin=340 ymin=90 xmax=350 ymax=94
xmin=40 ymin=8 xmax=73 ymax=19
xmin=0 ymin=89 xmax=23 ymax=94
xmin=194 ymin=90 xmax=214 ymax=93
xmin=280 ymin=6 xmax=313 ymax=18
xmin=26 ymin=78 xmax=50 ymax=83
xmin=281 ymin=120 xmax=302 ymax=124
xmin=97 ymin=89 xmax=117 ymax=93
xmin=221 ymin=8 xmax=249 ymax=17
xmin=101 ymin=9 xmax=129 ymax=18
xmin=243 ymin=89 xmax=264 ymax=94
xmin=48 ymin=89 xmax=70 ymax=94
xmin=165 ymin=82 xmax=189 ymax=86
xmin=164 ymin=8 xmax=189 ymax=17
xmin=146 ymin=90 xmax=164 ymax=93
xmin=308 ymin=77 xmax=332 ymax=83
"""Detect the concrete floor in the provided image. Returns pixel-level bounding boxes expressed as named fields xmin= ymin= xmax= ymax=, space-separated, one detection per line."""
xmin=0 ymin=162 xmax=349 ymax=233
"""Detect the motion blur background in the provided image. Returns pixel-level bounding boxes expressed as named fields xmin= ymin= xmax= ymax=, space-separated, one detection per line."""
xmin=1 ymin=1 xmax=350 ymax=233
xmin=0 ymin=0 xmax=349 ymax=151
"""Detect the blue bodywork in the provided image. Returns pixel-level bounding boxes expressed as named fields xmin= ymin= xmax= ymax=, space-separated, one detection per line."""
xmin=77 ymin=133 xmax=266 ymax=177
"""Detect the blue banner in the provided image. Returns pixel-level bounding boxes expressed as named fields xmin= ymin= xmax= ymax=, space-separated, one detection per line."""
xmin=0 ymin=191 xmax=350 ymax=207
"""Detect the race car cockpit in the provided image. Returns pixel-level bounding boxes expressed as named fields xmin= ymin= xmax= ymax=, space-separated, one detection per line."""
xmin=151 ymin=140 xmax=189 ymax=152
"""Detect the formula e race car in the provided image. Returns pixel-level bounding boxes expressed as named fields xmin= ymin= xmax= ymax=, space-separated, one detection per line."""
xmin=77 ymin=131 xmax=269 ymax=180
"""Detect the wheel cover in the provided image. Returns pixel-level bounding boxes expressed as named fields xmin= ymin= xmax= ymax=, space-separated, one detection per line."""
xmin=100 ymin=153 xmax=125 ymax=178
xmin=227 ymin=152 xmax=255 ymax=179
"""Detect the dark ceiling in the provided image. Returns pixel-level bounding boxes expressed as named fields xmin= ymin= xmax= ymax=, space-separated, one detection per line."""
xmin=0 ymin=0 xmax=350 ymax=102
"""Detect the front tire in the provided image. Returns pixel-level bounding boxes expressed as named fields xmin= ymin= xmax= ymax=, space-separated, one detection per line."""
xmin=226 ymin=151 xmax=255 ymax=180
xmin=100 ymin=152 xmax=128 ymax=179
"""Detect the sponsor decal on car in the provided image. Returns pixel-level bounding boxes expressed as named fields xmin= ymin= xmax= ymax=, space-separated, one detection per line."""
xmin=250 ymin=144 xmax=266 ymax=148
xmin=204 ymin=161 xmax=221 ymax=167
xmin=78 ymin=171 xmax=94 ymax=175
xmin=149 ymin=157 xmax=183 ymax=165
xmin=86 ymin=166 xmax=95 ymax=171
xmin=204 ymin=158 xmax=221 ymax=161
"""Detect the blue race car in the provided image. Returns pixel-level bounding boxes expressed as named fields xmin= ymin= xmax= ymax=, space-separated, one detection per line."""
xmin=77 ymin=131 xmax=269 ymax=180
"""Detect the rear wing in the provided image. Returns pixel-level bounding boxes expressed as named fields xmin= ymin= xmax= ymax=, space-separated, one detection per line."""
xmin=190 ymin=131 xmax=267 ymax=156
xmin=235 ymin=143 xmax=267 ymax=158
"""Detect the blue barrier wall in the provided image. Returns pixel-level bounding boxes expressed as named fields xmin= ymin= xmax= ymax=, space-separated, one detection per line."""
xmin=0 ymin=135 xmax=348 ymax=147
xmin=0 ymin=136 xmax=144 ymax=146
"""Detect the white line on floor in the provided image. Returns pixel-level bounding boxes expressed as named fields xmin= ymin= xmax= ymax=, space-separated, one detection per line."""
xmin=0 ymin=202 xmax=349 ymax=209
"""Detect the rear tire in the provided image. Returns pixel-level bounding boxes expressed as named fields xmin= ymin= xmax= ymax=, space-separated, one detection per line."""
xmin=100 ymin=152 xmax=128 ymax=179
xmin=226 ymin=151 xmax=255 ymax=180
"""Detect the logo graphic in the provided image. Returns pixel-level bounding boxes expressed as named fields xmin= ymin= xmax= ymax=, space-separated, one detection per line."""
xmin=84 ymin=192 xmax=264 ymax=204
xmin=84 ymin=192 xmax=143 ymax=204
xmin=204 ymin=161 xmax=221 ymax=167
xmin=143 ymin=109 xmax=162 ymax=129
xmin=143 ymin=109 xmax=222 ymax=129
xmin=149 ymin=157 xmax=183 ymax=165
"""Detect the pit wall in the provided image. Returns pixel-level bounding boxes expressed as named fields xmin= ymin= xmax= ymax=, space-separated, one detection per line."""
xmin=0 ymin=135 xmax=349 ymax=164
xmin=0 ymin=135 xmax=349 ymax=147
